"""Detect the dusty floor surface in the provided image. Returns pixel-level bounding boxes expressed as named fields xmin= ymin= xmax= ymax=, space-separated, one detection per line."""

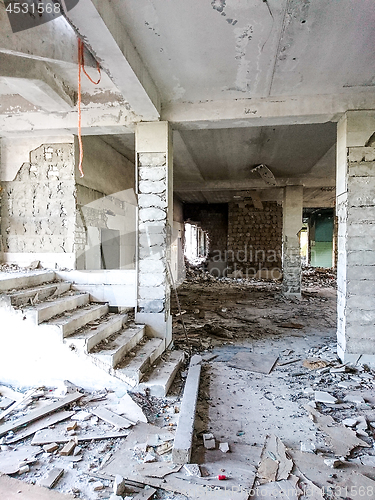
xmin=2 ymin=269 xmax=375 ymax=499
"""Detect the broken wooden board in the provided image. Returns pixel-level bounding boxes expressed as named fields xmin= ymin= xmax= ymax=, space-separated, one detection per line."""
xmin=279 ymin=322 xmax=304 ymax=329
xmin=0 ymin=473 xmax=74 ymax=499
xmin=304 ymin=404 xmax=370 ymax=456
xmin=0 ymin=445 xmax=42 ymax=475
xmin=257 ymin=435 xmax=293 ymax=484
xmin=92 ymin=407 xmax=134 ymax=429
xmin=0 ymin=392 xmax=83 ymax=437
xmin=227 ymin=352 xmax=279 ymax=375
xmin=102 ymin=423 xmax=252 ymax=500
xmin=31 ymin=428 xmax=129 ymax=445
xmin=7 ymin=411 xmax=74 ymax=444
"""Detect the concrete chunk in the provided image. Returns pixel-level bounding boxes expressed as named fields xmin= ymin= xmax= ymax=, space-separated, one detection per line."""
xmin=172 ymin=355 xmax=202 ymax=464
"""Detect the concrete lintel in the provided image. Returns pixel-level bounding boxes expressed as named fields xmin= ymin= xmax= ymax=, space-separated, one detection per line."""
xmin=0 ymin=106 xmax=137 ymax=136
xmin=175 ymin=178 xmax=334 ymax=191
xmin=63 ymin=0 xmax=160 ymax=120
xmin=162 ymin=93 xmax=375 ymax=130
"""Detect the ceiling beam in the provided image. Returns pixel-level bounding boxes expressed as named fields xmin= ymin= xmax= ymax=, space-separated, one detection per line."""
xmin=62 ymin=0 xmax=160 ymax=121
xmin=0 ymin=105 xmax=137 ymax=137
xmin=162 ymin=92 xmax=375 ymax=129
xmin=0 ymin=53 xmax=75 ymax=112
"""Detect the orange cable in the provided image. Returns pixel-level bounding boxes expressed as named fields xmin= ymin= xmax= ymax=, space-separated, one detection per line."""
xmin=77 ymin=39 xmax=84 ymax=178
xmin=77 ymin=39 xmax=102 ymax=178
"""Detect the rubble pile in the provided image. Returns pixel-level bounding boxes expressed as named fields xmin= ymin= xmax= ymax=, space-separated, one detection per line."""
xmin=302 ymin=266 xmax=337 ymax=288
xmin=0 ymin=382 xmax=183 ymax=499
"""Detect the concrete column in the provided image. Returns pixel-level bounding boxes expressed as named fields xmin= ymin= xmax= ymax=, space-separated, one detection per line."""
xmin=135 ymin=121 xmax=173 ymax=348
xmin=282 ymin=185 xmax=303 ymax=296
xmin=336 ymin=110 xmax=375 ymax=365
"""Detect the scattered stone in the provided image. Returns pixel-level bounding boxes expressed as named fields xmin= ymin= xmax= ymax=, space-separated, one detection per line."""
xmin=113 ymin=474 xmax=126 ymax=496
xmin=43 ymin=443 xmax=59 ymax=453
xmin=60 ymin=440 xmax=76 ymax=456
xmin=72 ymin=411 xmax=91 ymax=421
xmin=219 ymin=442 xmax=230 ymax=453
xmin=143 ymin=452 xmax=157 ymax=463
xmin=300 ymin=441 xmax=316 ymax=453
xmin=67 ymin=421 xmax=78 ymax=431
xmin=342 ymin=418 xmax=358 ymax=427
xmin=303 ymin=387 xmax=314 ymax=396
xmin=18 ymin=465 xmax=30 ymax=474
xmin=324 ymin=458 xmax=342 ymax=468
xmin=183 ymin=464 xmax=202 ymax=477
xmin=93 ymin=481 xmax=104 ymax=491
xmin=203 ymin=433 xmax=215 ymax=450
xmin=314 ymin=391 xmax=337 ymax=404
xmin=343 ymin=394 xmax=365 ymax=405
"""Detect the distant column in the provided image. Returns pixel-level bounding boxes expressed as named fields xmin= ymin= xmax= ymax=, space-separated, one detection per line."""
xmin=282 ymin=186 xmax=303 ymax=296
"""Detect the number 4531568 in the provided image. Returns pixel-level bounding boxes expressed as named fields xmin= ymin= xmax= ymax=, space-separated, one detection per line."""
xmin=6 ymin=2 xmax=61 ymax=14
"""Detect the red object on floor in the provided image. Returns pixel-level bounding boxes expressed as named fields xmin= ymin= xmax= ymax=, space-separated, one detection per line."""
xmin=218 ymin=475 xmax=227 ymax=480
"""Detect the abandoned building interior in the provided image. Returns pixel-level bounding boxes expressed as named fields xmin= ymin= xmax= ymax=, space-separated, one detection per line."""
xmin=0 ymin=0 xmax=375 ymax=499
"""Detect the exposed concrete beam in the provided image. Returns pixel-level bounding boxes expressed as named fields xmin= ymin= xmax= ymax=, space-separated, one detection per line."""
xmin=0 ymin=105 xmax=138 ymax=137
xmin=162 ymin=92 xmax=375 ymax=129
xmin=0 ymin=54 xmax=75 ymax=112
xmin=62 ymin=0 xmax=160 ymax=120
xmin=175 ymin=177 xmax=334 ymax=192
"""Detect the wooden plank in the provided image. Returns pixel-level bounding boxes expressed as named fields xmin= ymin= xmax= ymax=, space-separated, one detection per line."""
xmin=0 ymin=392 xmax=83 ymax=437
xmin=92 ymin=407 xmax=133 ymax=429
xmin=32 ymin=428 xmax=129 ymax=445
xmin=7 ymin=411 xmax=74 ymax=444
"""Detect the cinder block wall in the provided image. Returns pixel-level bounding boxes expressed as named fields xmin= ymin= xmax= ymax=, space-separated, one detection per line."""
xmin=227 ymin=201 xmax=282 ymax=274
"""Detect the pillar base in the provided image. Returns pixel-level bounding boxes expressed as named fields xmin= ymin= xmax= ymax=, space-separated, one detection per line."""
xmin=135 ymin=312 xmax=172 ymax=348
xmin=337 ymin=343 xmax=375 ymax=368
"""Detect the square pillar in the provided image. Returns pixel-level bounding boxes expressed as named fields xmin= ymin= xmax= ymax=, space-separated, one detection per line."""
xmin=135 ymin=122 xmax=173 ymax=348
xmin=336 ymin=110 xmax=375 ymax=365
xmin=282 ymin=185 xmax=303 ymax=296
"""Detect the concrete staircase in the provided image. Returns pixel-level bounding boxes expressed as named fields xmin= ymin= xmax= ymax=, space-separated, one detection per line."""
xmin=0 ymin=270 xmax=184 ymax=396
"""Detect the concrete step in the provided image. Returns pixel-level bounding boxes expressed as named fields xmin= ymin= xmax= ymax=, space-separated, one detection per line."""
xmin=91 ymin=324 xmax=146 ymax=368
xmin=7 ymin=282 xmax=71 ymax=307
xmin=113 ymin=338 xmax=165 ymax=387
xmin=47 ymin=303 xmax=109 ymax=338
xmin=0 ymin=271 xmax=56 ymax=293
xmin=23 ymin=292 xmax=90 ymax=325
xmin=138 ymin=350 xmax=185 ymax=397
xmin=67 ymin=314 xmax=128 ymax=352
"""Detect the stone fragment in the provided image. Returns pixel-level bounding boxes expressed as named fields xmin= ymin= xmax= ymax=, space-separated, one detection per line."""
xmin=342 ymin=418 xmax=358 ymax=427
xmin=203 ymin=433 xmax=215 ymax=450
xmin=300 ymin=441 xmax=316 ymax=453
xmin=314 ymin=391 xmax=337 ymax=404
xmin=93 ymin=481 xmax=104 ymax=491
xmin=113 ymin=474 xmax=126 ymax=496
xmin=183 ymin=464 xmax=201 ymax=477
xmin=219 ymin=442 xmax=230 ymax=453
xmin=324 ymin=458 xmax=342 ymax=468
xmin=43 ymin=442 xmax=59 ymax=453
xmin=72 ymin=411 xmax=91 ymax=421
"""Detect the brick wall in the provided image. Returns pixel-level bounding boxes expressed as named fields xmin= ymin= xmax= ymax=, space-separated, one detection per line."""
xmin=227 ymin=201 xmax=282 ymax=275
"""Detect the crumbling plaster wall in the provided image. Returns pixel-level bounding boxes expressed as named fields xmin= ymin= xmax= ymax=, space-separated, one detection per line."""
xmin=227 ymin=201 xmax=282 ymax=276
xmin=1 ymin=142 xmax=76 ymax=268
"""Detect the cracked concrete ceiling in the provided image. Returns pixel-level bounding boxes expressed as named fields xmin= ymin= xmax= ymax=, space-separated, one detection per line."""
xmin=0 ymin=0 xmax=374 ymax=207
